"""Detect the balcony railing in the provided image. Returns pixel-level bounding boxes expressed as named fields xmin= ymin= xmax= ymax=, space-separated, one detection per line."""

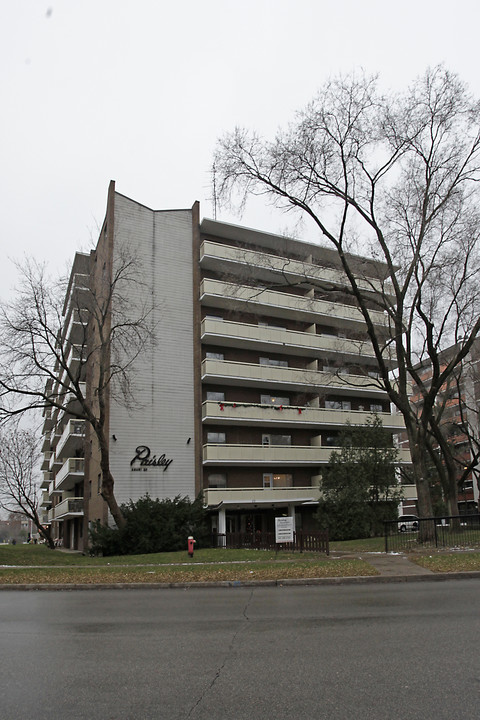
xmin=201 ymin=359 xmax=388 ymax=397
xmin=53 ymin=497 xmax=84 ymax=520
xmin=56 ymin=419 xmax=86 ymax=459
xmin=200 ymin=240 xmax=390 ymax=296
xmin=40 ymin=491 xmax=52 ymax=508
xmin=201 ymin=318 xmax=381 ymax=362
xmin=204 ymin=486 xmax=321 ymax=507
xmin=202 ymin=400 xmax=404 ymax=430
xmin=203 ymin=443 xmax=411 ymax=465
xmin=55 ymin=457 xmax=85 ymax=491
xmin=200 ymin=278 xmax=388 ymax=330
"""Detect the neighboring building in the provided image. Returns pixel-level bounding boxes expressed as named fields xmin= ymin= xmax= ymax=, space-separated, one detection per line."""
xmin=405 ymin=342 xmax=480 ymax=514
xmin=40 ymin=182 xmax=410 ymax=551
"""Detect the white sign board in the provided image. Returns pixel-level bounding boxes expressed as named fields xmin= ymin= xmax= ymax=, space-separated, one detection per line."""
xmin=275 ymin=516 xmax=294 ymax=543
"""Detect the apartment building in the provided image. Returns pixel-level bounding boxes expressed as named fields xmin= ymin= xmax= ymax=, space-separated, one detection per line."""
xmin=407 ymin=343 xmax=480 ymax=514
xmin=40 ymin=183 xmax=410 ymax=550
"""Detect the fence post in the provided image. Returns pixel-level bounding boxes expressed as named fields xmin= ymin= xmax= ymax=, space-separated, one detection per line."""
xmin=384 ymin=523 xmax=389 ymax=553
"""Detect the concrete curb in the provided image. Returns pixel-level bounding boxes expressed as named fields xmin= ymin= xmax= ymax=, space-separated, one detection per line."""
xmin=1 ymin=570 xmax=480 ymax=591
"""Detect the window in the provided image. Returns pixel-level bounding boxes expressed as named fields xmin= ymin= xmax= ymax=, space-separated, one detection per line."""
xmin=207 ymin=432 xmax=226 ymax=443
xmin=325 ymin=400 xmax=351 ymax=410
xmin=259 ymin=357 xmax=288 ymax=367
xmin=368 ymin=370 xmax=381 ymax=379
xmin=323 ymin=364 xmax=348 ymax=374
xmin=207 ymin=391 xmax=225 ymax=402
xmin=260 ymin=394 xmax=290 ymax=406
xmin=263 ymin=473 xmax=292 ymax=487
xmin=262 ymin=434 xmax=292 ymax=446
xmin=206 ymin=352 xmax=224 ymax=360
xmin=370 ymin=403 xmax=383 ymax=412
xmin=324 ymin=435 xmax=339 ymax=447
xmin=208 ymin=473 xmax=226 ymax=488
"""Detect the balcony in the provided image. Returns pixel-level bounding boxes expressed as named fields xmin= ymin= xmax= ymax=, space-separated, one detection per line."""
xmin=49 ymin=479 xmax=63 ymax=496
xmin=55 ymin=457 xmax=85 ymax=492
xmin=203 ymin=443 xmax=411 ymax=466
xmin=41 ymin=473 xmax=52 ymax=490
xmin=200 ymin=278 xmax=389 ymax=331
xmin=200 ymin=240 xmax=389 ymax=296
xmin=201 ymin=318 xmax=381 ymax=363
xmin=202 ymin=400 xmax=405 ymax=430
xmin=53 ymin=497 xmax=84 ymax=521
xmin=202 ymin=359 xmax=388 ymax=397
xmin=49 ymin=451 xmax=62 ymax=471
xmin=204 ymin=486 xmax=321 ymax=508
xmin=56 ymin=419 xmax=86 ymax=460
xmin=41 ymin=452 xmax=52 ymax=471
xmin=40 ymin=491 xmax=52 ymax=508
xmin=62 ymin=309 xmax=88 ymax=346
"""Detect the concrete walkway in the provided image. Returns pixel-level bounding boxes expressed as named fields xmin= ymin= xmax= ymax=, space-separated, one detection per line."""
xmin=358 ymin=553 xmax=435 ymax=577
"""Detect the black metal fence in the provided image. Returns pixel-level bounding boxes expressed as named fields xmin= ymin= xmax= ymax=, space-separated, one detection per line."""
xmin=384 ymin=514 xmax=480 ymax=552
xmin=211 ymin=530 xmax=329 ymax=555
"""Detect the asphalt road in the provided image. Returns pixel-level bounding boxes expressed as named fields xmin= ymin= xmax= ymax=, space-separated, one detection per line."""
xmin=1 ymin=580 xmax=479 ymax=720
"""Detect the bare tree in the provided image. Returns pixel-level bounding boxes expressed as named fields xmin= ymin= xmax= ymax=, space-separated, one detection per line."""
xmin=0 ymin=246 xmax=154 ymax=530
xmin=0 ymin=421 xmax=55 ymax=548
xmin=213 ymin=66 xmax=480 ymax=519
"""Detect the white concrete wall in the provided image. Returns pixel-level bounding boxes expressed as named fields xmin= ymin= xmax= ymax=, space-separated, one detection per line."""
xmin=108 ymin=194 xmax=196 ymax=506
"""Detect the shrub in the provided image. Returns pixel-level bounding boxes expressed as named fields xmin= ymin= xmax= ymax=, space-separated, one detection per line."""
xmin=89 ymin=494 xmax=209 ymax=556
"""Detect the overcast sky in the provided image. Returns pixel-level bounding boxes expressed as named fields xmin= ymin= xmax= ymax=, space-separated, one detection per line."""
xmin=1 ymin=0 xmax=480 ymax=296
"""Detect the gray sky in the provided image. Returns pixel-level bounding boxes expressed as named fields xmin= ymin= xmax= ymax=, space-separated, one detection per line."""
xmin=1 ymin=0 xmax=480 ymax=295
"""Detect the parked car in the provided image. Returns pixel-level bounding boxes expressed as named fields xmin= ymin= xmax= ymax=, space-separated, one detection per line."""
xmin=398 ymin=515 xmax=419 ymax=532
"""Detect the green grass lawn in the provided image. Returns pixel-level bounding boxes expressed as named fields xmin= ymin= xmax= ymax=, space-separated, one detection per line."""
xmin=0 ymin=544 xmax=302 ymax=567
xmin=0 ymin=544 xmax=377 ymax=584
xmin=1 ymin=542 xmax=479 ymax=584
xmin=411 ymin=552 xmax=480 ymax=573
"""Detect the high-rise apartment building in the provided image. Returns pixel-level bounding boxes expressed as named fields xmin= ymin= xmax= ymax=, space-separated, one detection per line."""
xmin=406 ymin=343 xmax=480 ymax=514
xmin=40 ymin=182 xmax=410 ymax=551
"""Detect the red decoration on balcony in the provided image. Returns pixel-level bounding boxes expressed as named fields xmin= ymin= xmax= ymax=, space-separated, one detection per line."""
xmin=298 ymin=408 xmax=302 ymax=414
xmin=233 ymin=403 xmax=237 ymax=408
xmin=219 ymin=403 xmax=224 ymax=411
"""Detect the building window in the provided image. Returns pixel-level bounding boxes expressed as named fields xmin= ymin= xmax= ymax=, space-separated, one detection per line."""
xmin=260 ymin=394 xmax=290 ymax=406
xmin=208 ymin=473 xmax=226 ymax=488
xmin=263 ymin=473 xmax=292 ymax=487
xmin=325 ymin=400 xmax=351 ymax=410
xmin=97 ymin=474 xmax=102 ymax=494
xmin=262 ymin=434 xmax=292 ymax=446
xmin=206 ymin=352 xmax=224 ymax=360
xmin=324 ymin=435 xmax=338 ymax=447
xmin=207 ymin=391 xmax=225 ymax=402
xmin=323 ymin=364 xmax=348 ymax=374
xmin=370 ymin=403 xmax=383 ymax=412
xmin=207 ymin=432 xmax=226 ymax=443
xmin=259 ymin=357 xmax=288 ymax=368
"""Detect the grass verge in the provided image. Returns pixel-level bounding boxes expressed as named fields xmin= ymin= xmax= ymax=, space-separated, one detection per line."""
xmin=0 ymin=558 xmax=377 ymax=585
xmin=410 ymin=552 xmax=480 ymax=573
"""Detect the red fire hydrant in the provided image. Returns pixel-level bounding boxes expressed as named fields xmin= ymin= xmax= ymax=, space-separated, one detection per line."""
xmin=187 ymin=536 xmax=196 ymax=558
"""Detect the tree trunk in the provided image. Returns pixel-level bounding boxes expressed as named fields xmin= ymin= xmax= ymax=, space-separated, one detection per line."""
xmin=405 ymin=425 xmax=434 ymax=519
xmin=96 ymin=423 xmax=127 ymax=529
xmin=101 ymin=468 xmax=127 ymax=529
